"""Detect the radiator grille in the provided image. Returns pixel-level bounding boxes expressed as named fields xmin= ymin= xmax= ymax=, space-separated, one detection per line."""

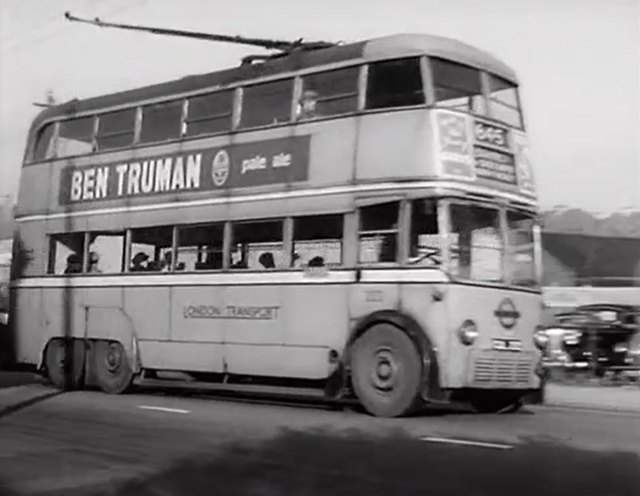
xmin=471 ymin=352 xmax=534 ymax=386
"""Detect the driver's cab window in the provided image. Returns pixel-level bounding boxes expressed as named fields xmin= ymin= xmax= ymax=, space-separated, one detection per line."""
xmin=448 ymin=203 xmax=504 ymax=282
xmin=409 ymin=199 xmax=440 ymax=266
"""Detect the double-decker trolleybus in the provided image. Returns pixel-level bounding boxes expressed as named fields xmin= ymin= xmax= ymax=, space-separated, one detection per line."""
xmin=9 ymin=16 xmax=546 ymax=417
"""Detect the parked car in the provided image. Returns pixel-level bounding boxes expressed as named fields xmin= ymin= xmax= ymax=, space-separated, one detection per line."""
xmin=544 ymin=304 xmax=640 ymax=376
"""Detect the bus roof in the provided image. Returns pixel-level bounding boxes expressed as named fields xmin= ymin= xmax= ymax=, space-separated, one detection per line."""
xmin=30 ymin=33 xmax=516 ymax=130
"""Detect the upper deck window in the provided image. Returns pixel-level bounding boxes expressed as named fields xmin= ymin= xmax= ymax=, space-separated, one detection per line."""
xmin=366 ymin=57 xmax=424 ymax=110
xmin=32 ymin=123 xmax=56 ymax=161
xmin=140 ymin=100 xmax=183 ymax=144
xmin=96 ymin=108 xmax=136 ymax=151
xmin=240 ymin=79 xmax=293 ymax=128
xmin=186 ymin=90 xmax=233 ymax=136
xmin=431 ymin=58 xmax=484 ymax=114
xmin=488 ymin=75 xmax=523 ymax=128
xmin=298 ymin=67 xmax=359 ymax=120
xmin=57 ymin=117 xmax=95 ymax=157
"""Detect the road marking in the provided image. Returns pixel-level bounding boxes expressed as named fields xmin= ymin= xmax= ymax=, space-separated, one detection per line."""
xmin=138 ymin=405 xmax=190 ymax=414
xmin=420 ymin=436 xmax=514 ymax=450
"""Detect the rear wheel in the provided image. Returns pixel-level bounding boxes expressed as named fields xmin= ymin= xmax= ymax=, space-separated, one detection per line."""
xmin=44 ymin=338 xmax=85 ymax=390
xmin=94 ymin=340 xmax=133 ymax=394
xmin=350 ymin=324 xmax=422 ymax=418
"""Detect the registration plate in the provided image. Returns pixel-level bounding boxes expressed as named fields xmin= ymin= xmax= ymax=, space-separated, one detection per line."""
xmin=492 ymin=338 xmax=523 ymax=352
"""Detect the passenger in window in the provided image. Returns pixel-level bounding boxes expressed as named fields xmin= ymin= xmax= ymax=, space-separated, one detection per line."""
xmin=88 ymin=252 xmax=102 ymax=273
xmin=292 ymin=252 xmax=301 ymax=268
xmin=298 ymin=90 xmax=319 ymax=119
xmin=130 ymin=252 xmax=150 ymax=272
xmin=258 ymin=252 xmax=275 ymax=269
xmin=160 ymin=251 xmax=173 ymax=272
xmin=230 ymin=245 xmax=248 ymax=269
xmin=307 ymin=255 xmax=325 ymax=268
xmin=64 ymin=253 xmax=82 ymax=274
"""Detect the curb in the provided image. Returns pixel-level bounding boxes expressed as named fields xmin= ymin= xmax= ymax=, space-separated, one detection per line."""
xmin=534 ymin=401 xmax=640 ymax=416
xmin=0 ymin=384 xmax=63 ymax=419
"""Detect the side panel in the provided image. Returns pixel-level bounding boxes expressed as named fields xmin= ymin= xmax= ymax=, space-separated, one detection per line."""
xmin=280 ymin=283 xmax=350 ymax=378
xmin=11 ymin=288 xmax=44 ymax=365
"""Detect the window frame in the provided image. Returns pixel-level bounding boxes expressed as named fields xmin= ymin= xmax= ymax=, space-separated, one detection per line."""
xmin=357 ymin=200 xmax=402 ymax=266
xmin=364 ymin=56 xmax=426 ymax=111
xmin=228 ymin=217 xmax=287 ymax=270
xmin=430 ymin=56 xmax=485 ymax=115
xmin=443 ymin=199 xmax=511 ymax=285
xmin=139 ymin=99 xmax=185 ymax=145
xmin=484 ymin=73 xmax=525 ymax=130
xmin=238 ymin=78 xmax=295 ymax=129
xmin=290 ymin=213 xmax=345 ymax=268
xmin=184 ymin=89 xmax=235 ymax=137
xmin=296 ymin=66 xmax=360 ymax=122
xmin=173 ymin=222 xmax=226 ymax=273
xmin=95 ymin=108 xmax=137 ymax=152
xmin=55 ymin=115 xmax=98 ymax=159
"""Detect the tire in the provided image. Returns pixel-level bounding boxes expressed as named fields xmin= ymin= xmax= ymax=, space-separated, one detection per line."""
xmin=45 ymin=338 xmax=85 ymax=390
xmin=93 ymin=340 xmax=133 ymax=394
xmin=350 ymin=324 xmax=422 ymax=418
xmin=469 ymin=391 xmax=524 ymax=414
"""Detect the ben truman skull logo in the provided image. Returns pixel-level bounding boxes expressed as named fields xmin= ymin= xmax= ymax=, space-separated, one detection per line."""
xmin=494 ymin=298 xmax=521 ymax=329
xmin=211 ymin=149 xmax=230 ymax=187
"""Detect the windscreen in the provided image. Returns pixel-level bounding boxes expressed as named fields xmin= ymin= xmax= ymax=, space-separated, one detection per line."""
xmin=506 ymin=210 xmax=537 ymax=286
xmin=448 ymin=203 xmax=504 ymax=283
xmin=446 ymin=202 xmax=539 ymax=287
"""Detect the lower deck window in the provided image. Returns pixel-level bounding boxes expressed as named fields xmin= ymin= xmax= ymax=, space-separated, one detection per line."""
xmin=176 ymin=223 xmax=224 ymax=271
xmin=87 ymin=232 xmax=126 ymax=274
xmin=292 ymin=214 xmax=343 ymax=268
xmin=231 ymin=220 xmax=283 ymax=270
xmin=358 ymin=202 xmax=399 ymax=263
xmin=130 ymin=226 xmax=174 ymax=272
xmin=409 ymin=199 xmax=441 ymax=266
xmin=48 ymin=233 xmax=85 ymax=274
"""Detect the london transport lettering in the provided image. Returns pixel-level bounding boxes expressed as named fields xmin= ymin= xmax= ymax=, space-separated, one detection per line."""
xmin=59 ymin=136 xmax=310 ymax=205
xmin=183 ymin=304 xmax=280 ymax=320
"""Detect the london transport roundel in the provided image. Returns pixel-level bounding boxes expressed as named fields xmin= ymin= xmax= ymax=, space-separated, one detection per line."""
xmin=211 ymin=150 xmax=230 ymax=187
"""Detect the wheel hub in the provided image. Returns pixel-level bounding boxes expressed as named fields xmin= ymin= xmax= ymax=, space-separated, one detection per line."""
xmin=370 ymin=348 xmax=398 ymax=392
xmin=105 ymin=344 xmax=122 ymax=373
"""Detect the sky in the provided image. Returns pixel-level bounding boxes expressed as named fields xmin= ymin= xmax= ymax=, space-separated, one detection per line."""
xmin=0 ymin=0 xmax=638 ymax=212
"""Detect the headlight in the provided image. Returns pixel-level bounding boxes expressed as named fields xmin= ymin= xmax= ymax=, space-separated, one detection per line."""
xmin=613 ymin=342 xmax=628 ymax=353
xmin=458 ymin=319 xmax=478 ymax=346
xmin=533 ymin=326 xmax=548 ymax=350
xmin=563 ymin=330 xmax=581 ymax=345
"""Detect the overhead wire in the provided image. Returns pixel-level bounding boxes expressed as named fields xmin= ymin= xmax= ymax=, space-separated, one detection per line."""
xmin=1 ymin=0 xmax=148 ymax=56
xmin=0 ymin=0 xmax=103 ymax=47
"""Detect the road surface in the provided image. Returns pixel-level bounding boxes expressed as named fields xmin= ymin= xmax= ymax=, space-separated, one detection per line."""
xmin=0 ymin=385 xmax=639 ymax=495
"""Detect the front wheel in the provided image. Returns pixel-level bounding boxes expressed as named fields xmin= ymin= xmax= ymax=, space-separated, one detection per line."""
xmin=350 ymin=324 xmax=422 ymax=418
